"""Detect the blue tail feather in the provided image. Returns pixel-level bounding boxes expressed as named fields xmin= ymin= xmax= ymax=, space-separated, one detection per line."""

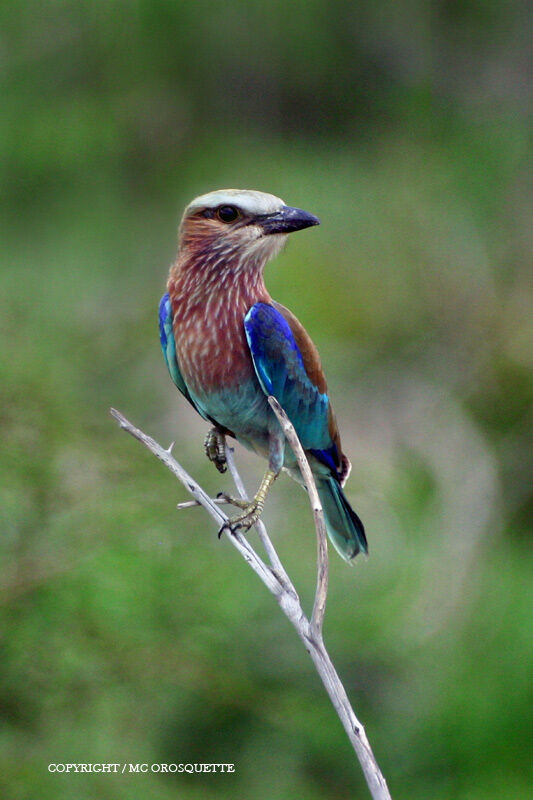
xmin=317 ymin=478 xmax=367 ymax=561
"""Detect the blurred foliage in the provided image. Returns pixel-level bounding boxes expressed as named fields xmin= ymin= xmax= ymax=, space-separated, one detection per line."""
xmin=1 ymin=2 xmax=532 ymax=799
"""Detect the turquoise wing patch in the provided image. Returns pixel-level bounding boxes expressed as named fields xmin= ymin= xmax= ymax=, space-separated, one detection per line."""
xmin=159 ymin=292 xmax=190 ymax=396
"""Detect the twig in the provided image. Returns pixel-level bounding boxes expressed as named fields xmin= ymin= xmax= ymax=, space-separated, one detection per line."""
xmin=177 ymin=497 xmax=227 ymax=508
xmin=110 ymin=406 xmax=391 ymax=800
xmin=268 ymin=397 xmax=329 ymax=636
xmin=109 ymin=409 xmax=280 ymax=597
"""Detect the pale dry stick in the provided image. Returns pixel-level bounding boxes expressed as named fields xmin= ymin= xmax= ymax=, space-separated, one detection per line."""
xmin=267 ymin=398 xmax=389 ymax=798
xmin=177 ymin=498 xmax=227 ymax=508
xmin=109 ymin=409 xmax=280 ymax=596
xmin=267 ymin=396 xmax=329 ymax=635
xmin=110 ymin=406 xmax=391 ymax=800
xmin=175 ymin=446 xmax=295 ymax=594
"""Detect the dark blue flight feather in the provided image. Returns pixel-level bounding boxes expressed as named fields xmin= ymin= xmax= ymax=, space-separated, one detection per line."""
xmin=244 ymin=302 xmax=332 ymax=453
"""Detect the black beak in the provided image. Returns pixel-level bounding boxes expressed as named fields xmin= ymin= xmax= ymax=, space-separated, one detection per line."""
xmin=259 ymin=205 xmax=320 ymax=235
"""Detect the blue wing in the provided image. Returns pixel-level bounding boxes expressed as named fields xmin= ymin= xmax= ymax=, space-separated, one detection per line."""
xmin=244 ymin=302 xmax=336 ymax=460
xmin=246 ymin=302 xmax=366 ymax=559
xmin=159 ymin=293 xmax=191 ymax=397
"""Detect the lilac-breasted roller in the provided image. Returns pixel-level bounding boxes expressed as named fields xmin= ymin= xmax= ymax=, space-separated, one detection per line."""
xmin=159 ymin=189 xmax=367 ymax=560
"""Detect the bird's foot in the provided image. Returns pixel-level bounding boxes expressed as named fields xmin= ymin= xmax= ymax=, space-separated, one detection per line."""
xmin=204 ymin=427 xmax=227 ymax=473
xmin=217 ymin=470 xmax=277 ymax=536
xmin=218 ymin=497 xmax=264 ymax=536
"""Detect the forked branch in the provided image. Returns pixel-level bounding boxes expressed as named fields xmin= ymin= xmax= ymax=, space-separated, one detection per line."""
xmin=110 ymin=405 xmax=391 ymax=800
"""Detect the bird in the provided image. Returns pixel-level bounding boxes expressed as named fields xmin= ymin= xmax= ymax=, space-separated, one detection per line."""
xmin=159 ymin=189 xmax=367 ymax=561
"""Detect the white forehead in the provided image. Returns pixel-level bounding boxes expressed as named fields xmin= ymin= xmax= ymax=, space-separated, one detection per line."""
xmin=186 ymin=189 xmax=285 ymax=217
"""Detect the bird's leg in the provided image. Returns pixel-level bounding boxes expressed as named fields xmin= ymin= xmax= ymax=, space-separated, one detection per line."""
xmin=204 ymin=427 xmax=227 ymax=473
xmin=219 ymin=469 xmax=278 ymax=533
xmin=218 ymin=423 xmax=284 ymax=534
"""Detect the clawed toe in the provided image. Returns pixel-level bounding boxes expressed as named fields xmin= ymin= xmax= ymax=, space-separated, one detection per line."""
xmin=226 ymin=501 xmax=261 ymax=532
xmin=216 ymin=491 xmax=249 ymax=510
xmin=217 ymin=516 xmax=246 ymax=538
xmin=204 ymin=428 xmax=227 ymax=473
xmin=216 ymin=469 xmax=277 ymax=540
xmin=217 ymin=521 xmax=230 ymax=539
xmin=217 ymin=501 xmax=260 ymax=537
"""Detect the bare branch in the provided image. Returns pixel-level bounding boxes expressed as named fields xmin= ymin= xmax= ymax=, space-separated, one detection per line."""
xmin=177 ymin=497 xmax=227 ymax=509
xmin=268 ymin=396 xmax=328 ymax=636
xmin=110 ymin=407 xmax=391 ymax=800
xmin=109 ymin=409 xmax=280 ymax=597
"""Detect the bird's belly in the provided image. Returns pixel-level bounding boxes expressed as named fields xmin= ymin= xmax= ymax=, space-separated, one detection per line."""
xmin=188 ymin=379 xmax=271 ymax=454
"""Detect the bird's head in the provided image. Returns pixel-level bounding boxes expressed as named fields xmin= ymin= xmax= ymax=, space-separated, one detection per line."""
xmin=178 ymin=189 xmax=320 ymax=269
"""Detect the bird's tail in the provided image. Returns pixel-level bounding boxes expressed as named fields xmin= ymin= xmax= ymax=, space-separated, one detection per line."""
xmin=317 ymin=478 xmax=368 ymax=561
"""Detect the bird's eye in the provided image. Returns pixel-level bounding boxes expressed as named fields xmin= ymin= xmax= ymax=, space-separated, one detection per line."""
xmin=216 ymin=205 xmax=240 ymax=223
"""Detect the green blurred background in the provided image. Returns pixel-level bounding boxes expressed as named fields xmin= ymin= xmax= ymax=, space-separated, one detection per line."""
xmin=1 ymin=2 xmax=531 ymax=798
